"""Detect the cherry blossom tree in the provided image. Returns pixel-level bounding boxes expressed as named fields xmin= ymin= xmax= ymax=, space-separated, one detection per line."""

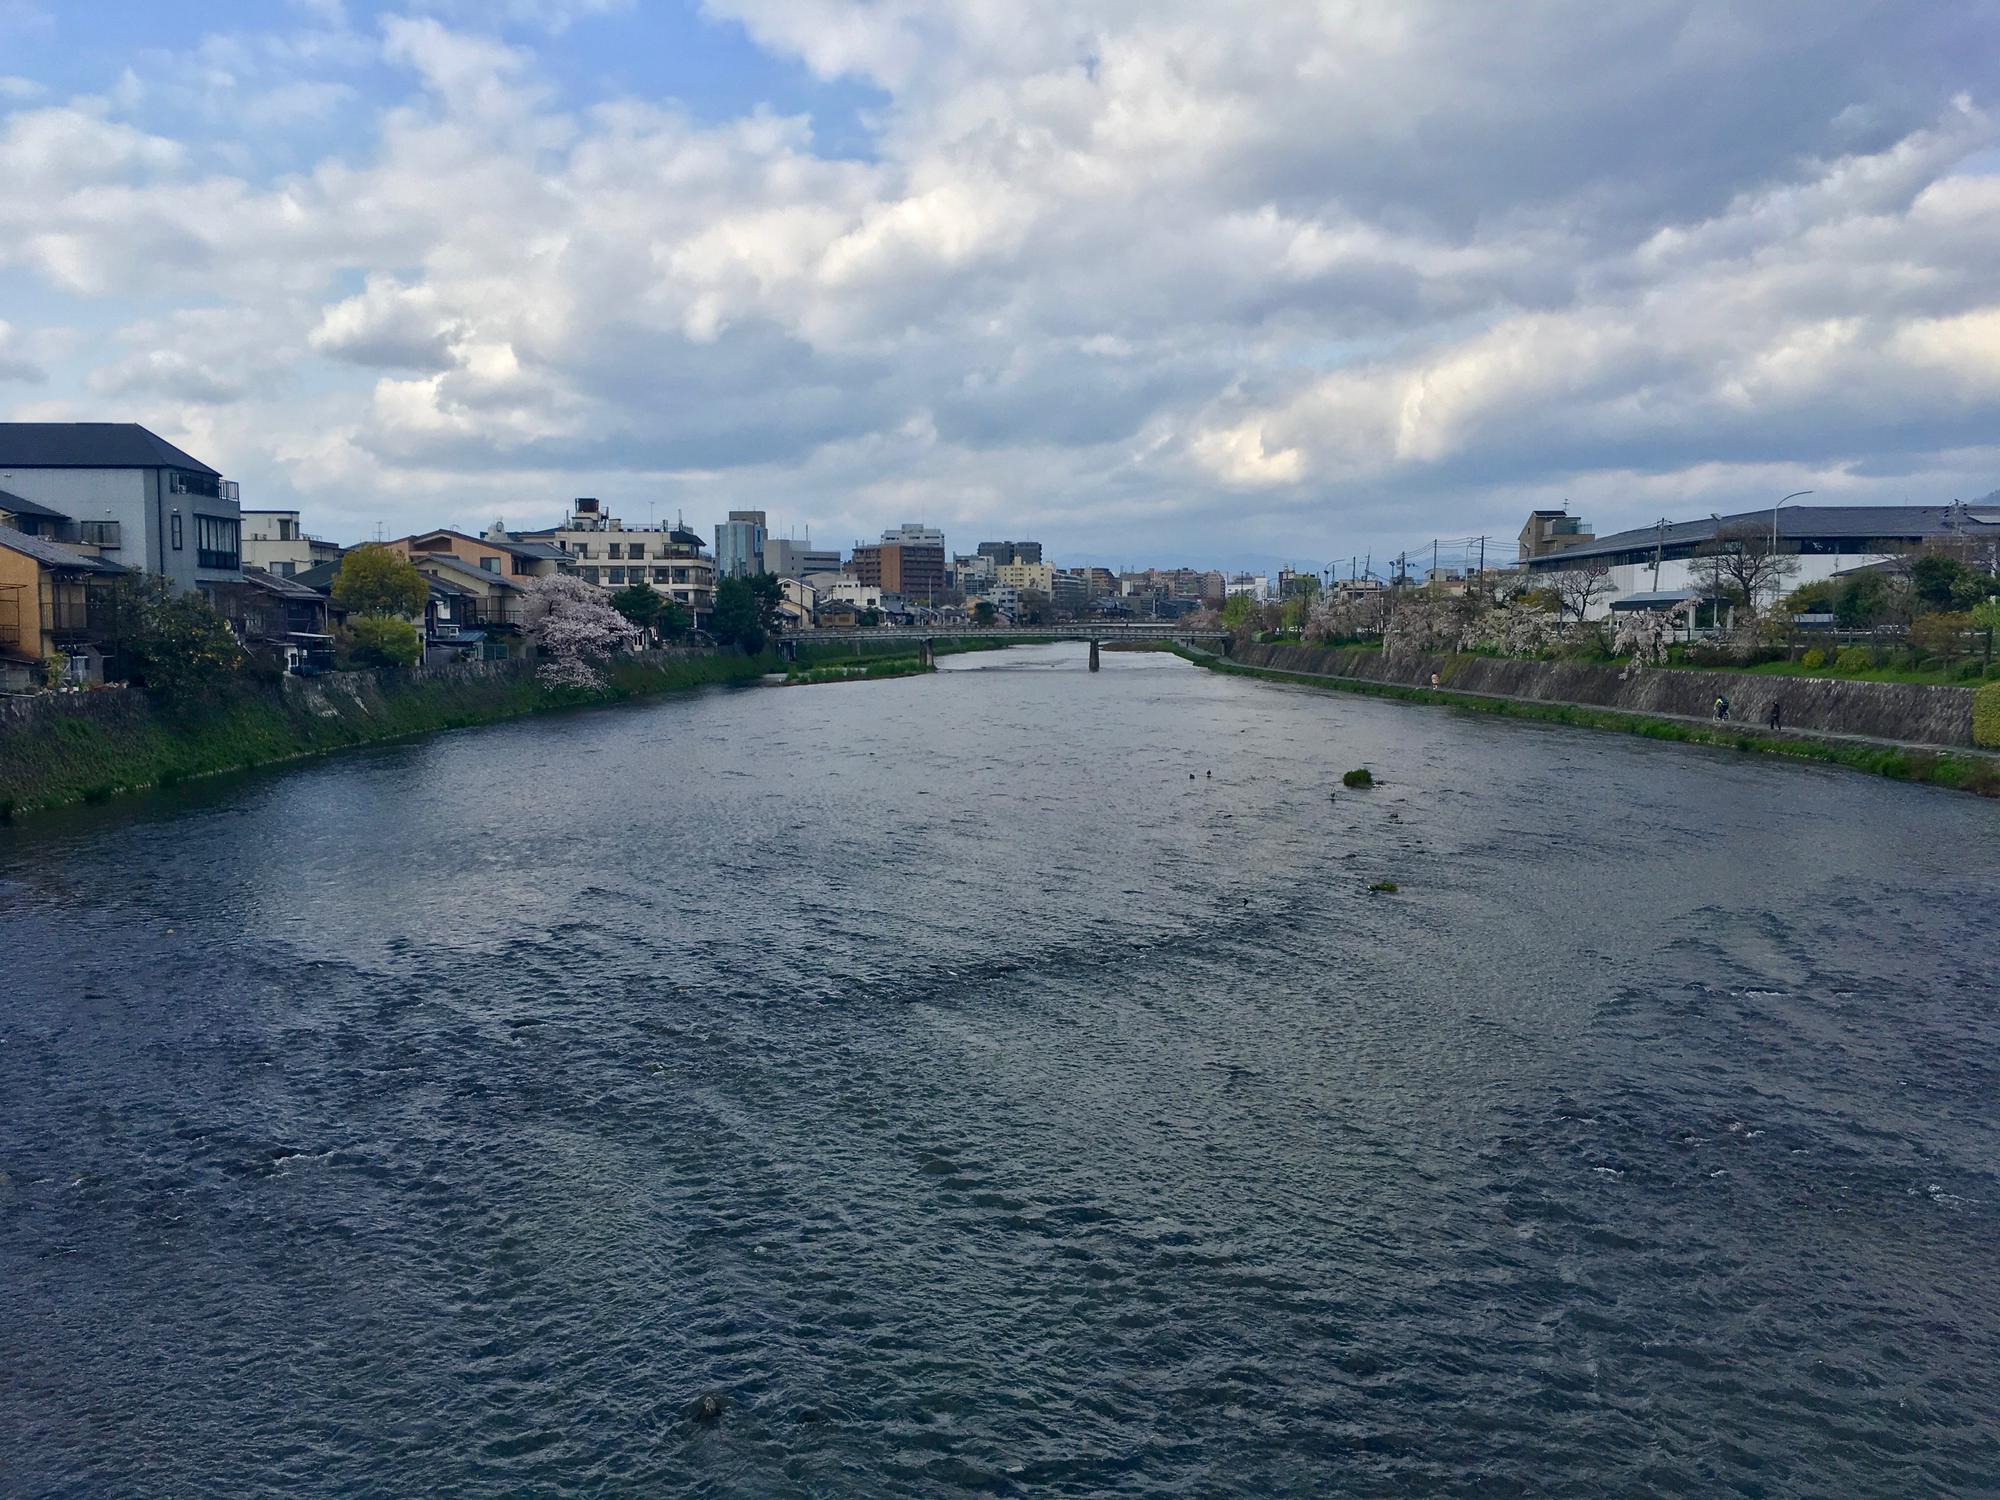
xmin=530 ymin=575 xmax=637 ymax=689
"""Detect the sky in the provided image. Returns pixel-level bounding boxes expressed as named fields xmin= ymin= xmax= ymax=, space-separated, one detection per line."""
xmin=3 ymin=0 xmax=2000 ymax=572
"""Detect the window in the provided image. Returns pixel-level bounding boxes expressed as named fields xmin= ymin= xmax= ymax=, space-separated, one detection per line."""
xmin=77 ymin=520 xmax=120 ymax=548
xmin=608 ymin=567 xmax=626 ymax=584
xmin=653 ymin=567 xmax=669 ymax=583
xmin=170 ymin=512 xmax=184 ymax=550
xmin=583 ymin=567 xmax=601 ymax=584
xmin=195 ymin=514 xmax=239 ymax=570
xmin=278 ymin=519 xmax=297 ymax=541
xmin=168 ymin=470 xmax=221 ymax=498
xmin=607 ymin=543 xmax=622 ymax=560
xmin=480 ymin=556 xmax=499 ymax=573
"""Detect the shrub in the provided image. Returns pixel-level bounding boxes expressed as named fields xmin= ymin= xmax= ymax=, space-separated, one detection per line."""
xmin=1800 ymin=647 xmax=1826 ymax=670
xmin=1342 ymin=767 xmax=1374 ymax=788
xmin=1369 ymin=880 xmax=1399 ymax=894
xmin=1834 ymin=645 xmax=1873 ymax=673
xmin=1909 ymin=612 xmax=1975 ymax=659
xmin=1975 ymin=682 xmax=2000 ymax=750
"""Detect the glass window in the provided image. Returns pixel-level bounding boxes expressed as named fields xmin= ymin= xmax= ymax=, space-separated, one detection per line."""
xmin=607 ymin=543 xmax=622 ymax=560
xmin=653 ymin=568 xmax=669 ymax=583
xmin=194 ymin=514 xmax=238 ymax=569
xmin=480 ymin=556 xmax=498 ymax=573
xmin=170 ymin=512 xmax=183 ymax=550
xmin=608 ymin=567 xmax=626 ymax=584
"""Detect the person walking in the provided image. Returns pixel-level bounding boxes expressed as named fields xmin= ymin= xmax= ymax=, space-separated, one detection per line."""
xmin=1768 ymin=700 xmax=1783 ymax=731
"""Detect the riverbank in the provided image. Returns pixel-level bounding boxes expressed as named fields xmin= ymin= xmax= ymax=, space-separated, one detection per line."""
xmin=1176 ymin=643 xmax=2000 ymax=798
xmin=0 ymin=649 xmax=770 ymax=819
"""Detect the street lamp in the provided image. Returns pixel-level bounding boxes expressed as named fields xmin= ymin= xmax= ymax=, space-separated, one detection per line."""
xmin=1772 ymin=490 xmax=1812 ymax=552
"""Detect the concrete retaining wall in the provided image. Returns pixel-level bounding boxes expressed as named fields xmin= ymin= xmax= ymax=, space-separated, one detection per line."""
xmin=1229 ymin=643 xmax=1977 ymax=749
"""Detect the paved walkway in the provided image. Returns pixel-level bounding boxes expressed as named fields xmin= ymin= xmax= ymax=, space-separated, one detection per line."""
xmin=1190 ymin=648 xmax=1998 ymax=761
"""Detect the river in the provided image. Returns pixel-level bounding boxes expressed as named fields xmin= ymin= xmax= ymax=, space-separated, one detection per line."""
xmin=2 ymin=644 xmax=1996 ymax=1497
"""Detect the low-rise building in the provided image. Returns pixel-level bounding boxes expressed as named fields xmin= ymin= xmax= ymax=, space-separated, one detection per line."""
xmin=241 ymin=510 xmax=341 ymax=578
xmin=0 ymin=528 xmax=127 ymax=687
xmin=1518 ymin=502 xmax=2000 ymax=619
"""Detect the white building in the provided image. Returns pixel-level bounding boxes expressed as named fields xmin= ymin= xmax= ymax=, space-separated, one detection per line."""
xmin=1519 ymin=503 xmax=2000 ymax=620
xmin=242 ymin=510 xmax=340 ymax=578
xmin=512 ymin=499 xmax=715 ymax=624
xmin=803 ymin=570 xmax=882 ymax=610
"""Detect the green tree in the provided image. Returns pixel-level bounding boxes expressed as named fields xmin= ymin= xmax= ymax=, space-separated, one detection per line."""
xmin=749 ymin=572 xmax=785 ymax=635
xmin=710 ymin=576 xmax=769 ymax=654
xmin=656 ymin=598 xmax=692 ymax=641
xmin=609 ymin=582 xmax=663 ymax=628
xmin=110 ymin=575 xmax=243 ymax=699
xmin=973 ymin=600 xmax=997 ymax=626
xmin=1909 ymin=552 xmax=1989 ymax=613
xmin=332 ymin=544 xmax=427 ymax=618
xmin=858 ymin=606 xmax=882 ymax=627
xmin=345 ymin=614 xmax=422 ymax=668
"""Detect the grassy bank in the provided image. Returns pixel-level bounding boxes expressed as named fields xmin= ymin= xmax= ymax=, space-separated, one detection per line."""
xmin=1172 ymin=645 xmax=2000 ymax=798
xmin=0 ymin=651 xmax=772 ymax=819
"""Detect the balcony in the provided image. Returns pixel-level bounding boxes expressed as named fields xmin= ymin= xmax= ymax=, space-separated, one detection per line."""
xmin=44 ymin=600 xmax=116 ymax=637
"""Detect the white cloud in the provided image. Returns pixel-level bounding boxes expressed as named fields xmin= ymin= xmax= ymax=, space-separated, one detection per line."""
xmin=2 ymin=2 xmax=1998 ymax=559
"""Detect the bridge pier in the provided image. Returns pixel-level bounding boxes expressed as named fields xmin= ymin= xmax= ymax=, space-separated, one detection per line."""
xmin=922 ymin=637 xmax=934 ymax=668
xmin=1088 ymin=639 xmax=1100 ymax=672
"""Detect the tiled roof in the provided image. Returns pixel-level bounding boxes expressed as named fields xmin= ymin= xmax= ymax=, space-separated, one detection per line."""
xmin=0 ymin=529 xmax=127 ymax=574
xmin=0 ymin=487 xmax=69 ymax=521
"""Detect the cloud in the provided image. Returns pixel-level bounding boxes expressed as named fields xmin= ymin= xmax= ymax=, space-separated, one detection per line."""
xmin=2 ymin=2 xmax=1999 ymax=561
xmin=0 ymin=321 xmax=45 ymax=383
xmin=310 ymin=275 xmax=461 ymax=369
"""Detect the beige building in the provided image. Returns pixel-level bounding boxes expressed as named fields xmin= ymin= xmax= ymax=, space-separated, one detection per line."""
xmin=241 ymin=510 xmax=340 ymax=578
xmin=995 ymin=560 xmax=1055 ymax=594
xmin=513 ymin=500 xmax=715 ymax=625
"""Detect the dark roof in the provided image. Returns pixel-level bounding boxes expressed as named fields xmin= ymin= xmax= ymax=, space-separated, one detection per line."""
xmin=0 ymin=530 xmax=127 ymax=574
xmin=1524 ymin=503 xmax=1999 ymax=568
xmin=425 ymin=575 xmax=478 ymax=599
xmin=240 ymin=566 xmax=327 ymax=601
xmin=0 ymin=423 xmax=219 ymax=475
xmin=499 ymin=539 xmax=568 ymax=562
xmin=0 ymin=487 xmax=70 ymax=521
xmin=291 ymin=560 xmax=343 ymax=593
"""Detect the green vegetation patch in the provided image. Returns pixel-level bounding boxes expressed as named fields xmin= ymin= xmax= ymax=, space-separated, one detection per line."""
xmin=1342 ymin=767 xmax=1375 ymax=788
xmin=0 ymin=652 xmax=772 ymax=817
xmin=785 ymin=656 xmax=933 ymax=686
xmin=1975 ymin=682 xmax=2000 ymax=750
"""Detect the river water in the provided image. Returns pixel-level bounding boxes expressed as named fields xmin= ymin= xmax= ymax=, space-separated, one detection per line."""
xmin=2 ymin=645 xmax=1996 ymax=1497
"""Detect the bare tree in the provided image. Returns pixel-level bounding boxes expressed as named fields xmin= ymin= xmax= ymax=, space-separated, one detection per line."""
xmin=1550 ymin=560 xmax=1613 ymax=622
xmin=1692 ymin=522 xmax=1797 ymax=617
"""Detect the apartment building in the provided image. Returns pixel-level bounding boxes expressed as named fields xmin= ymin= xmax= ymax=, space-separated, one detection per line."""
xmin=514 ymin=498 xmax=715 ymax=624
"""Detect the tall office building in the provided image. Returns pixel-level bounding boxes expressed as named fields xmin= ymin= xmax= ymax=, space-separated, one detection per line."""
xmin=976 ymin=540 xmax=1043 ymax=566
xmin=766 ymin=536 xmax=842 ymax=577
xmin=713 ymin=509 xmax=768 ymax=578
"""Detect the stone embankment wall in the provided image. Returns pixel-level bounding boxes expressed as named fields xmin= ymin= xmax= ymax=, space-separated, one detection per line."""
xmin=0 ymin=649 xmax=759 ymax=815
xmin=1228 ymin=643 xmax=1978 ymax=749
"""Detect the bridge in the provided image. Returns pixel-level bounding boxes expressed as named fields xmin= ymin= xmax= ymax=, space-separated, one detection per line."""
xmin=779 ymin=623 xmax=1230 ymax=671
